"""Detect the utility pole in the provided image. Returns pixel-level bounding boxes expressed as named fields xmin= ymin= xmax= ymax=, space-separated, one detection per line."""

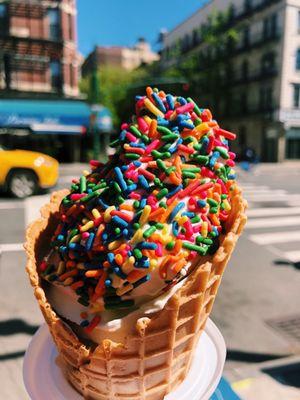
xmin=89 ymin=57 xmax=101 ymax=160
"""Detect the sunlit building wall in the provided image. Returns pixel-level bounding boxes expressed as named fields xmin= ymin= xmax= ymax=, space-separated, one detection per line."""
xmin=160 ymin=0 xmax=300 ymax=161
xmin=82 ymin=38 xmax=159 ymax=76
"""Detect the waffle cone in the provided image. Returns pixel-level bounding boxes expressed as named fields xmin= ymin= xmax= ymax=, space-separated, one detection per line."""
xmin=25 ymin=189 xmax=247 ymax=400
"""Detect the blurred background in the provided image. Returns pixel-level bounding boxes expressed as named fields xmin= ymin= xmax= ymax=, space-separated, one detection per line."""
xmin=0 ymin=0 xmax=299 ymax=399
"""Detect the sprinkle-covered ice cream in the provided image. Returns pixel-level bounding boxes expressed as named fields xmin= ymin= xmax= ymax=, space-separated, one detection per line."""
xmin=40 ymin=87 xmax=238 ymax=333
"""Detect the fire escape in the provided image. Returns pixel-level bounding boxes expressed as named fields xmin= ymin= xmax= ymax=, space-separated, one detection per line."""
xmin=0 ymin=0 xmax=63 ymax=96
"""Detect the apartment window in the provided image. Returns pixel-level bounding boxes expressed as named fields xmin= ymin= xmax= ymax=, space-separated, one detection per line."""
xmin=271 ymin=13 xmax=278 ymax=36
xmin=47 ymin=8 xmax=60 ymax=40
xmin=296 ymin=49 xmax=300 ymax=70
xmin=68 ymin=13 xmax=73 ymax=41
xmin=266 ymin=87 xmax=273 ymax=108
xmin=241 ymin=92 xmax=248 ymax=113
xmin=243 ymin=27 xmax=250 ymax=47
xmin=261 ymin=52 xmax=275 ymax=73
xmin=3 ymin=53 xmax=11 ymax=89
xmin=0 ymin=3 xmax=6 ymax=17
xmin=244 ymin=0 xmax=252 ymax=12
xmin=293 ymin=84 xmax=300 ymax=107
xmin=69 ymin=63 xmax=74 ymax=88
xmin=228 ymin=4 xmax=235 ymax=21
xmin=260 ymin=86 xmax=273 ymax=110
xmin=241 ymin=60 xmax=248 ymax=80
xmin=50 ymin=60 xmax=62 ymax=90
xmin=192 ymin=29 xmax=199 ymax=47
xmin=0 ymin=3 xmax=8 ymax=34
xmin=263 ymin=14 xmax=278 ymax=39
xmin=263 ymin=17 xmax=270 ymax=39
xmin=182 ymin=34 xmax=190 ymax=52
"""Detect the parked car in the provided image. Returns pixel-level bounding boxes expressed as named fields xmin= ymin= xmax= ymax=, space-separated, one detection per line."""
xmin=0 ymin=145 xmax=59 ymax=198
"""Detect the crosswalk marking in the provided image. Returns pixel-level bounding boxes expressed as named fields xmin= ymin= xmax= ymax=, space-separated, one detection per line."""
xmin=247 ymin=207 xmax=300 ymax=217
xmin=243 ymin=190 xmax=286 ymax=195
xmin=58 ymin=175 xmax=78 ymax=184
xmin=246 ymin=216 xmax=300 ymax=229
xmin=0 ymin=243 xmax=24 ymax=253
xmin=249 ymin=231 xmax=300 ymax=245
xmin=245 ymin=194 xmax=300 ymax=202
xmin=236 ymin=183 xmax=300 ymax=260
xmin=288 ymin=201 xmax=300 ymax=207
xmin=241 ymin=185 xmax=269 ymax=190
xmin=283 ymin=251 xmax=300 ymax=263
xmin=24 ymin=195 xmax=50 ymax=227
xmin=0 ymin=202 xmax=23 ymax=210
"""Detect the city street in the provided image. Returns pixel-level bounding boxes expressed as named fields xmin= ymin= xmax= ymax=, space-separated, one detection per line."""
xmin=0 ymin=163 xmax=300 ymax=399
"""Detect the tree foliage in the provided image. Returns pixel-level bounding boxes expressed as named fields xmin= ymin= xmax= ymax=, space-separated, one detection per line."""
xmin=80 ymin=66 xmax=148 ymax=127
xmin=79 ymin=7 xmax=239 ymax=126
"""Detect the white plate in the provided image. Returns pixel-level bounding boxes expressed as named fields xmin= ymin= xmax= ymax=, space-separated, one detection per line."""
xmin=23 ymin=319 xmax=226 ymax=400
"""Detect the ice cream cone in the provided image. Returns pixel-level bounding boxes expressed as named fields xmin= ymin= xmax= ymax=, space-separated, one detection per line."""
xmin=25 ymin=189 xmax=247 ymax=400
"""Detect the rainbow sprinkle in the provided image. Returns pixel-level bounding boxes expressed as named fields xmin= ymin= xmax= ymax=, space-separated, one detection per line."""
xmin=41 ymin=88 xmax=238 ymax=331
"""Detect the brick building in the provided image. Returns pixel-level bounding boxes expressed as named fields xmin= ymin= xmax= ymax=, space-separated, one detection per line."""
xmin=0 ymin=0 xmax=113 ymax=163
xmin=0 ymin=0 xmax=79 ymax=98
xmin=82 ymin=38 xmax=159 ymax=77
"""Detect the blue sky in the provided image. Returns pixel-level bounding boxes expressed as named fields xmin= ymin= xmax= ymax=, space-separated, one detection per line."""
xmin=77 ymin=0 xmax=207 ymax=56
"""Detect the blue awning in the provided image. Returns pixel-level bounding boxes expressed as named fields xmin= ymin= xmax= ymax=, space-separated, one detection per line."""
xmin=0 ymin=99 xmax=112 ymax=134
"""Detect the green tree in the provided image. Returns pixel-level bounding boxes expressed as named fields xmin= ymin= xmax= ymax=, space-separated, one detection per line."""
xmin=80 ymin=66 xmax=148 ymax=127
xmin=157 ymin=7 xmax=239 ymax=114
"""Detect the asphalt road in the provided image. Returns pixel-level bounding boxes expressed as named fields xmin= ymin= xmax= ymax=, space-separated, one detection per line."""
xmin=0 ymin=163 xmax=300 ymax=400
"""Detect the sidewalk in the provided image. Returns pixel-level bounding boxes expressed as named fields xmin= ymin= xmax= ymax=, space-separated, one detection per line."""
xmin=226 ymin=355 xmax=300 ymax=400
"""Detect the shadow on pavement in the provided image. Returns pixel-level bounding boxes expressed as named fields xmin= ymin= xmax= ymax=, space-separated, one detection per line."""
xmin=0 ymin=350 xmax=25 ymax=361
xmin=263 ymin=362 xmax=300 ymax=388
xmin=0 ymin=319 xmax=39 ymax=361
xmin=274 ymin=259 xmax=300 ymax=271
xmin=227 ymin=349 xmax=287 ymax=363
xmin=0 ymin=319 xmax=39 ymax=336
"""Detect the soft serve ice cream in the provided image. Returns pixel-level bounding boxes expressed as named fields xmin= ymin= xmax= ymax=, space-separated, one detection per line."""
xmin=39 ymin=87 xmax=239 ymax=341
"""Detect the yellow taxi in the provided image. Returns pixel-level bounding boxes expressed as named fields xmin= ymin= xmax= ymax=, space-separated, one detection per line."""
xmin=0 ymin=145 xmax=59 ymax=198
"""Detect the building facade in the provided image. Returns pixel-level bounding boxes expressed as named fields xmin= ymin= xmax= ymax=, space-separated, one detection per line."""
xmin=0 ymin=0 xmax=80 ymax=99
xmin=82 ymin=38 xmax=159 ymax=76
xmin=160 ymin=0 xmax=300 ymax=161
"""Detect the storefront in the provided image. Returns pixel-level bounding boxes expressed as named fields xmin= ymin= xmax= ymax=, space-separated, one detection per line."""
xmin=0 ymin=99 xmax=112 ymax=162
xmin=286 ymin=128 xmax=300 ymax=159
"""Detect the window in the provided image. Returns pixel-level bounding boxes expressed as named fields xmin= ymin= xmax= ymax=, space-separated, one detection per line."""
xmin=263 ymin=17 xmax=270 ymax=39
xmin=293 ymin=84 xmax=300 ymax=108
xmin=69 ymin=63 xmax=73 ymax=88
xmin=0 ymin=3 xmax=8 ymax=34
xmin=266 ymin=87 xmax=273 ymax=108
xmin=192 ymin=29 xmax=199 ymax=47
xmin=261 ymin=52 xmax=275 ymax=73
xmin=296 ymin=49 xmax=300 ymax=70
xmin=241 ymin=93 xmax=248 ymax=113
xmin=182 ymin=34 xmax=191 ymax=52
xmin=243 ymin=27 xmax=250 ymax=47
xmin=244 ymin=0 xmax=252 ymax=12
xmin=241 ymin=60 xmax=248 ymax=80
xmin=47 ymin=8 xmax=60 ymax=40
xmin=68 ymin=13 xmax=73 ymax=41
xmin=260 ymin=86 xmax=273 ymax=110
xmin=3 ymin=53 xmax=11 ymax=89
xmin=263 ymin=14 xmax=278 ymax=39
xmin=271 ymin=13 xmax=278 ymax=36
xmin=0 ymin=3 xmax=6 ymax=17
xmin=228 ymin=4 xmax=235 ymax=21
xmin=50 ymin=60 xmax=62 ymax=90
